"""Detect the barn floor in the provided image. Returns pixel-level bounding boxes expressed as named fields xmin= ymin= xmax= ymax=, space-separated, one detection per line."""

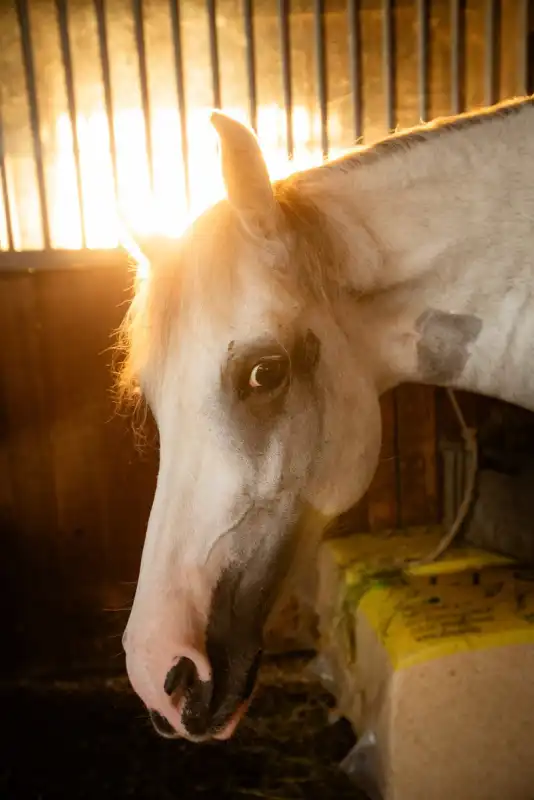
xmin=0 ymin=656 xmax=365 ymax=800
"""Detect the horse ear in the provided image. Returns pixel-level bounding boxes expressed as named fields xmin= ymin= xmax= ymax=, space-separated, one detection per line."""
xmin=210 ymin=111 xmax=277 ymax=231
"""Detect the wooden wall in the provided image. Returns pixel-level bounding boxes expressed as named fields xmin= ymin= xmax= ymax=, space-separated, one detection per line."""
xmin=0 ymin=252 xmax=491 ymax=678
xmin=338 ymin=384 xmax=440 ymax=535
xmin=0 ymin=253 xmax=158 ymax=678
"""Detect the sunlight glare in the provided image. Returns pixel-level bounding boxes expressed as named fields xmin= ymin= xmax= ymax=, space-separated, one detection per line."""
xmin=2 ymin=103 xmax=350 ymax=274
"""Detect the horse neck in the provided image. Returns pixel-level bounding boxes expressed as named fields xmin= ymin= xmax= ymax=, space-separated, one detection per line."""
xmin=313 ymin=101 xmax=534 ymax=411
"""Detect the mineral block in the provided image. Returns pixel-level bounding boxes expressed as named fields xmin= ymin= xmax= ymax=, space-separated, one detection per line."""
xmin=316 ymin=527 xmax=534 ymax=800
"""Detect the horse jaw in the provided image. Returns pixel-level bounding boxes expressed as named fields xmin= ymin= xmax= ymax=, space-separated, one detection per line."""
xmin=302 ymin=306 xmax=383 ymax=518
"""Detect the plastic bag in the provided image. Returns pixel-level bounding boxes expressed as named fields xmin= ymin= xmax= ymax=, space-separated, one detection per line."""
xmin=305 ymin=652 xmax=338 ymax=695
xmin=308 ymin=653 xmax=383 ymax=798
xmin=340 ymin=730 xmax=384 ymax=800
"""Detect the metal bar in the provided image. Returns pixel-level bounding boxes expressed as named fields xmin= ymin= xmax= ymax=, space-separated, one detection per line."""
xmin=314 ymin=0 xmax=328 ymax=158
xmin=278 ymin=0 xmax=293 ymax=158
xmin=243 ymin=0 xmax=258 ymax=131
xmin=450 ymin=0 xmax=466 ymax=114
xmin=14 ymin=0 xmax=51 ymax=249
xmin=132 ymin=0 xmax=155 ymax=191
xmin=517 ymin=0 xmax=529 ymax=95
xmin=55 ymin=0 xmax=87 ymax=248
xmin=169 ymin=0 xmax=190 ymax=207
xmin=485 ymin=0 xmax=501 ymax=105
xmin=417 ymin=0 xmax=429 ymax=122
xmin=94 ymin=0 xmax=119 ymax=203
xmin=382 ymin=0 xmax=396 ymax=132
xmin=347 ymin=0 xmax=363 ymax=143
xmin=206 ymin=0 xmax=221 ymax=108
xmin=0 ymin=107 xmax=14 ymax=250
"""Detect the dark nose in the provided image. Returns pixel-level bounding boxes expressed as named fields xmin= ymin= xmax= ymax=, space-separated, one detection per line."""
xmin=149 ymin=709 xmax=179 ymax=739
xmin=158 ymin=546 xmax=285 ymax=740
xmin=160 ymin=650 xmax=263 ymax=739
xmin=178 ymin=554 xmax=283 ymax=738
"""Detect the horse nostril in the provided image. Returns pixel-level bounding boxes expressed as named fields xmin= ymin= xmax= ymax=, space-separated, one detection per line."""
xmin=149 ymin=709 xmax=179 ymax=739
xmin=164 ymin=656 xmax=198 ymax=697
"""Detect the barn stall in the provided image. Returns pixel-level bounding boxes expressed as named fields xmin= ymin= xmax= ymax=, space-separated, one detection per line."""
xmin=0 ymin=1 xmax=533 ymax=798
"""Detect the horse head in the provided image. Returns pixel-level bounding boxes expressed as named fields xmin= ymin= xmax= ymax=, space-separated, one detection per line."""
xmin=119 ymin=112 xmax=382 ymax=741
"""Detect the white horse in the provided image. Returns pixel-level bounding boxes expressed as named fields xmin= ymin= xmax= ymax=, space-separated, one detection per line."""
xmin=118 ymin=95 xmax=534 ymax=742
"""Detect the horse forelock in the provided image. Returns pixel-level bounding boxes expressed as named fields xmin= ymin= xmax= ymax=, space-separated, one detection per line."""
xmin=114 ymin=204 xmax=239 ymax=409
xmin=273 ymin=178 xmax=346 ymax=305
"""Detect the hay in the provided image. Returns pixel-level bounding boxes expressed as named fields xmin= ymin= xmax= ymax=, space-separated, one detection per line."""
xmin=0 ymin=655 xmax=366 ymax=800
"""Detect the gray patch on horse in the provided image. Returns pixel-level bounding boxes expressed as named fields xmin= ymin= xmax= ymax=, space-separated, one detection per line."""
xmin=416 ymin=309 xmax=482 ymax=384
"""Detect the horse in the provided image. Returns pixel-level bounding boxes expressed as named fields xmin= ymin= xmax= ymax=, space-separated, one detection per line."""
xmin=117 ymin=94 xmax=534 ymax=742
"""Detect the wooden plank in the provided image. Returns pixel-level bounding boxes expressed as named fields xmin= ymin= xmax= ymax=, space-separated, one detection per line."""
xmin=396 ymin=384 xmax=438 ymax=527
xmin=34 ymin=261 xmax=157 ymax=669
xmin=0 ymin=283 xmax=19 ymax=675
xmin=0 ymin=334 xmax=15 ymax=530
xmin=0 ymin=248 xmax=131 ymax=272
xmin=0 ymin=259 xmax=159 ymax=675
xmin=0 ymin=272 xmax=60 ymax=676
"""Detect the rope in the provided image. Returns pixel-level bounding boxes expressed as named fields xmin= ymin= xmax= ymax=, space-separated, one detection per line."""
xmin=409 ymin=388 xmax=478 ymax=567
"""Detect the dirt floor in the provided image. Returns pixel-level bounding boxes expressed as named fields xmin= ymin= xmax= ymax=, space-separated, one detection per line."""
xmin=0 ymin=656 xmax=366 ymax=800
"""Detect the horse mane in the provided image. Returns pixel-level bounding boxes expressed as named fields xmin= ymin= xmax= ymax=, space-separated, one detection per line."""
xmin=325 ymin=93 xmax=533 ymax=174
xmin=272 ymin=178 xmax=347 ymax=302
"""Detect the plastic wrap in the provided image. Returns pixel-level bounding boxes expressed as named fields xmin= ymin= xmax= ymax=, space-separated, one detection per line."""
xmin=340 ymin=730 xmax=383 ymax=800
xmin=308 ymin=653 xmax=383 ymax=799
xmin=306 ymin=652 xmax=338 ymax=695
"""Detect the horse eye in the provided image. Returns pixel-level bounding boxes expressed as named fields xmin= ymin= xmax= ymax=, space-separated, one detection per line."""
xmin=248 ymin=356 xmax=289 ymax=393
